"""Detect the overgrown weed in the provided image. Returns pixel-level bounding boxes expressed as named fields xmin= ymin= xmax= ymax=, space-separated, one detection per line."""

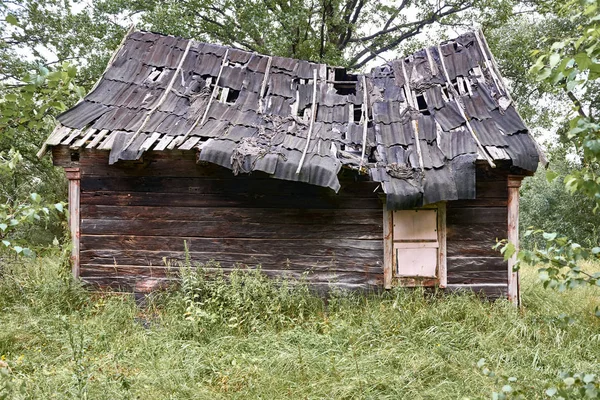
xmin=0 ymin=256 xmax=598 ymax=399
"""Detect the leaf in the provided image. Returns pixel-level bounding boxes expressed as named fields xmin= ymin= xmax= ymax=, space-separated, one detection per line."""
xmin=583 ymin=374 xmax=595 ymax=383
xmin=546 ymin=170 xmax=559 ymax=183
xmin=563 ymin=377 xmax=575 ymax=386
xmin=501 ymin=385 xmax=512 ymax=393
xmin=0 ymin=223 xmax=6 ymax=232
xmin=54 ymin=203 xmax=64 ymax=212
xmin=575 ymin=52 xmax=591 ymax=69
xmin=592 ymin=247 xmax=600 ymax=254
xmin=13 ymin=246 xmax=23 ymax=254
xmin=546 ymin=387 xmax=557 ymax=396
xmin=477 ymin=358 xmax=486 ymax=368
xmin=543 ymin=232 xmax=558 ymax=241
xmin=30 ymin=193 xmax=41 ymax=203
xmin=549 ymin=53 xmax=561 ymax=68
xmin=2 ymin=240 xmax=10 ymax=247
xmin=22 ymin=248 xmax=34 ymax=257
xmin=537 ymin=68 xmax=552 ymax=81
xmin=5 ymin=14 xmax=18 ymax=26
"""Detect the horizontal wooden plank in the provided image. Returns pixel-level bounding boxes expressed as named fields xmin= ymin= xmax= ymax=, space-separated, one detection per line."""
xmin=81 ymin=219 xmax=383 ymax=239
xmin=446 ymin=224 xmax=507 ymax=242
xmin=80 ymin=249 xmax=383 ymax=274
xmin=80 ymin=176 xmax=381 ymax=198
xmin=445 ymin=283 xmax=508 ymax=300
xmin=476 ymin=181 xmax=508 ymax=199
xmin=446 ymin=199 xmax=507 ymax=208
xmin=80 ymin=235 xmax=383 ymax=255
xmin=446 ymin=207 xmax=507 ymax=225
xmin=81 ymin=205 xmax=382 ymax=225
xmin=447 ymin=240 xmax=500 ymax=257
xmin=80 ymin=191 xmax=383 ymax=209
xmin=80 ymin=265 xmax=382 ymax=289
xmin=447 ymin=256 xmax=507 ymax=285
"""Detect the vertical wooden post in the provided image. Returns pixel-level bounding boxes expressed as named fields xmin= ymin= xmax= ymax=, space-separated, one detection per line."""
xmin=437 ymin=203 xmax=447 ymax=288
xmin=507 ymin=176 xmax=523 ymax=306
xmin=65 ymin=168 xmax=81 ymax=278
xmin=383 ymin=204 xmax=393 ymax=289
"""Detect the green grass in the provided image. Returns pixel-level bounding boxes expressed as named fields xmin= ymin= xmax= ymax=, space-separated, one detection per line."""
xmin=0 ymin=257 xmax=599 ymax=399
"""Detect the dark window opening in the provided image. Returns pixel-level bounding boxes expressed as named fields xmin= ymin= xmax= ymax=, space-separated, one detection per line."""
xmin=151 ymin=67 xmax=165 ymax=82
xmin=332 ymin=68 xmax=358 ymax=95
xmin=70 ymin=151 xmax=80 ymax=162
xmin=225 ymin=89 xmax=240 ymax=104
xmin=368 ymin=147 xmax=377 ymax=163
xmin=442 ymin=86 xmax=450 ymax=100
xmin=416 ymin=94 xmax=430 ymax=115
xmin=354 ymin=105 xmax=363 ymax=123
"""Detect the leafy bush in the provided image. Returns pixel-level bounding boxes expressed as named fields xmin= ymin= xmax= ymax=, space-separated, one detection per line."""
xmin=180 ymin=261 xmax=324 ymax=332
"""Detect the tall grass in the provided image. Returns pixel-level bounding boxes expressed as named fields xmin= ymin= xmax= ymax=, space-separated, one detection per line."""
xmin=0 ymin=257 xmax=598 ymax=399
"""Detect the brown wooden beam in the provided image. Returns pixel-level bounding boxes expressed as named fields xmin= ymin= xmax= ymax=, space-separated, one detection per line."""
xmin=65 ymin=167 xmax=81 ymax=278
xmin=507 ymin=175 xmax=523 ymax=306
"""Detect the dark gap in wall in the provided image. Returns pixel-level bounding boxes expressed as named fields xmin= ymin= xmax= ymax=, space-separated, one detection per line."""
xmin=333 ymin=68 xmax=358 ymax=95
xmin=225 ymin=89 xmax=240 ymax=104
xmin=416 ymin=94 xmax=430 ymax=115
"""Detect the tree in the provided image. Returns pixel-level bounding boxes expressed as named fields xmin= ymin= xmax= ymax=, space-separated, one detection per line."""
xmin=97 ymin=0 xmax=516 ymax=70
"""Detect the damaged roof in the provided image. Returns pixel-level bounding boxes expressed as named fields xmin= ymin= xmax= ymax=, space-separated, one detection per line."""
xmin=40 ymin=29 xmax=542 ymax=209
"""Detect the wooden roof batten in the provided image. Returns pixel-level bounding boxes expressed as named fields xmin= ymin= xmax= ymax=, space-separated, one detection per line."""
xmin=41 ymin=28 xmax=543 ymax=209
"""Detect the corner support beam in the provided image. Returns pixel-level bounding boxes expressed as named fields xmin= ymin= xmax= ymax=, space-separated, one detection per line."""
xmin=65 ymin=168 xmax=81 ymax=278
xmin=507 ymin=175 xmax=523 ymax=306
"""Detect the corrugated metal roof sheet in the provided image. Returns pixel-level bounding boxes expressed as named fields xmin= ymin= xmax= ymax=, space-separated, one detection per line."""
xmin=44 ymin=29 xmax=542 ymax=209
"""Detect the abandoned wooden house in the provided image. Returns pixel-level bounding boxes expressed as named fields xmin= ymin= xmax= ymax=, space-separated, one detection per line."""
xmin=39 ymin=28 xmax=544 ymax=303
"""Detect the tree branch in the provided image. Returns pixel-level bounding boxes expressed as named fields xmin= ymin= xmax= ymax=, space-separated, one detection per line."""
xmin=347 ymin=3 xmax=471 ymax=70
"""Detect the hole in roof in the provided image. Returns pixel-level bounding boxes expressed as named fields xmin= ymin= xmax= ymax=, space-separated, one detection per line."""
xmin=70 ymin=151 xmax=80 ymax=162
xmin=416 ymin=94 xmax=430 ymax=115
xmin=333 ymin=68 xmax=358 ymax=95
xmin=225 ymin=89 xmax=240 ymax=104
xmin=354 ymin=106 xmax=363 ymax=123
xmin=150 ymin=67 xmax=165 ymax=82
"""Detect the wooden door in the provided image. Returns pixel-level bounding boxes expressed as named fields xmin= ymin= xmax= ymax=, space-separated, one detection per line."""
xmin=384 ymin=204 xmax=446 ymax=288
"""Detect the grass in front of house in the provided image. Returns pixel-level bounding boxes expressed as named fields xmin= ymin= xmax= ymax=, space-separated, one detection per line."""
xmin=0 ymin=257 xmax=598 ymax=399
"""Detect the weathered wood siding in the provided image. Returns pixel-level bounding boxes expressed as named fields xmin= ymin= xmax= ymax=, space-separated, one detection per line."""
xmin=53 ymin=147 xmax=513 ymax=297
xmin=53 ymin=148 xmax=384 ymax=292
xmin=446 ymin=164 xmax=509 ymax=298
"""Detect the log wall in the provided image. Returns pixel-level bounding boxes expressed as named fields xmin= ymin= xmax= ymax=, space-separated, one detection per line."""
xmin=445 ymin=164 xmax=509 ymax=298
xmin=53 ymin=148 xmax=384 ymax=292
xmin=53 ymin=147 xmax=512 ymax=297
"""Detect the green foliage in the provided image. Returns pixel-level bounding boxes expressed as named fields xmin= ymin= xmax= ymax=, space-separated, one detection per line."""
xmin=181 ymin=263 xmax=319 ymax=332
xmin=0 ymin=257 xmax=599 ymax=398
xmin=520 ymin=145 xmax=600 ymax=248
xmin=496 ymin=230 xmax=600 ymax=293
xmin=0 ymin=149 xmax=65 ymax=256
xmin=99 ymin=0 xmax=517 ymax=69
xmin=479 ymin=359 xmax=600 ymax=399
xmin=531 ymin=0 xmax=600 ymax=211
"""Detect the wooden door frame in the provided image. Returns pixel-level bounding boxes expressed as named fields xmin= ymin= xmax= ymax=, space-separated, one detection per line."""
xmin=383 ymin=202 xmax=447 ymax=289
